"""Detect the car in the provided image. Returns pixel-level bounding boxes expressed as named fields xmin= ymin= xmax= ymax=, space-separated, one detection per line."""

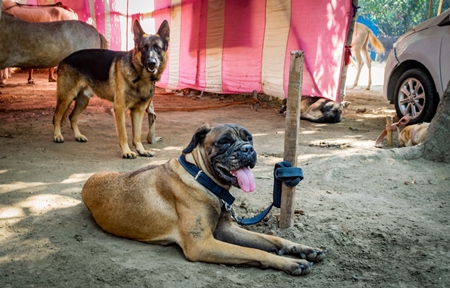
xmin=383 ymin=8 xmax=450 ymax=124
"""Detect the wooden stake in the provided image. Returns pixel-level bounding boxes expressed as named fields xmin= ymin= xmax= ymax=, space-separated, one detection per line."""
xmin=386 ymin=116 xmax=393 ymax=147
xmin=279 ymin=51 xmax=303 ymax=230
xmin=339 ymin=0 xmax=358 ymax=102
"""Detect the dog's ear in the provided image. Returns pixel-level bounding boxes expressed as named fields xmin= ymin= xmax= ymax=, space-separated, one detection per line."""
xmin=157 ymin=20 xmax=170 ymax=50
xmin=182 ymin=124 xmax=211 ymax=153
xmin=133 ymin=20 xmax=145 ymax=44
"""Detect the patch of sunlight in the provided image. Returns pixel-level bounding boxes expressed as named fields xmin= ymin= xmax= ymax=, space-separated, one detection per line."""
xmin=360 ymin=113 xmax=393 ymax=119
xmin=0 ymin=238 xmax=57 ymax=263
xmin=0 ymin=181 xmax=46 ymax=194
xmin=252 ymin=133 xmax=268 ymax=137
xmin=162 ymin=146 xmax=183 ymax=151
xmin=351 ymin=140 xmax=377 ymax=149
xmin=145 ymin=159 xmax=169 ymax=166
xmin=60 ymin=173 xmax=93 ymax=184
xmin=259 ymin=155 xmax=283 ymax=166
xmin=0 ymin=205 xmax=26 ymax=220
xmin=300 ymin=130 xmax=317 ymax=135
xmin=0 ymin=170 xmax=7 ymax=174
xmin=18 ymin=194 xmax=81 ymax=215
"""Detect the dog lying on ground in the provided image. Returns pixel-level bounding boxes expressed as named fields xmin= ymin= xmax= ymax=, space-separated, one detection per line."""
xmin=53 ymin=19 xmax=169 ymax=159
xmin=280 ymin=96 xmax=345 ymax=123
xmin=81 ymin=123 xmax=326 ymax=275
xmin=398 ymin=123 xmax=429 ymax=147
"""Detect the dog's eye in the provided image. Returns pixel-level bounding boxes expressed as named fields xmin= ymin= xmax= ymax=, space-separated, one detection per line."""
xmin=215 ymin=136 xmax=233 ymax=150
xmin=142 ymin=45 xmax=149 ymax=51
xmin=153 ymin=45 xmax=162 ymax=53
xmin=240 ymin=130 xmax=253 ymax=143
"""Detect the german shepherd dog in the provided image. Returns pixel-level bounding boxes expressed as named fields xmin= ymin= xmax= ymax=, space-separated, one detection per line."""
xmin=53 ymin=20 xmax=169 ymax=159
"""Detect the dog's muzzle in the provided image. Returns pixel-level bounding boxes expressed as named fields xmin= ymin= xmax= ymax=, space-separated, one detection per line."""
xmin=215 ymin=143 xmax=257 ymax=193
xmin=146 ymin=59 xmax=158 ymax=73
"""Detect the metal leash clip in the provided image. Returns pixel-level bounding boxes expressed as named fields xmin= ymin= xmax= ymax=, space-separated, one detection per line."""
xmin=194 ymin=170 xmax=203 ymax=180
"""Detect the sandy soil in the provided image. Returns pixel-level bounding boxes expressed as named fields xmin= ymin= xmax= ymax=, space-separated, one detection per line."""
xmin=0 ymin=69 xmax=449 ymax=288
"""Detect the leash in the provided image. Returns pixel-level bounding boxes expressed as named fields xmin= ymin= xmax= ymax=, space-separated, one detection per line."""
xmin=178 ymin=154 xmax=304 ymax=226
xmin=374 ymin=115 xmax=410 ymax=147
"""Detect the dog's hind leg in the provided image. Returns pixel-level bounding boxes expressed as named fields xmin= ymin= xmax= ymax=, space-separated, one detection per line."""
xmin=69 ymin=91 xmax=91 ymax=142
xmin=362 ymin=46 xmax=372 ymax=90
xmin=146 ymin=101 xmax=158 ymax=144
xmin=130 ymin=102 xmax=153 ymax=157
xmin=349 ymin=48 xmax=364 ymax=90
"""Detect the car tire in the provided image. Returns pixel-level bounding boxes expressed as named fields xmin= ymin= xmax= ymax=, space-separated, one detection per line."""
xmin=394 ymin=68 xmax=438 ymax=125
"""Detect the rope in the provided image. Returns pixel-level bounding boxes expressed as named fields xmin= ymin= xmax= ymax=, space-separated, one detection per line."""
xmin=375 ymin=116 xmax=411 ymax=147
xmin=154 ymin=98 xmax=260 ymax=112
xmin=344 ymin=45 xmax=352 ymax=66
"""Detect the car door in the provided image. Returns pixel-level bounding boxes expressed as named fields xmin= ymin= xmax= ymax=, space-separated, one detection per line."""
xmin=439 ymin=22 xmax=450 ymax=94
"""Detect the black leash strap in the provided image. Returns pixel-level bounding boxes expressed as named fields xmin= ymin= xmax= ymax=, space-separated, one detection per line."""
xmin=235 ymin=161 xmax=304 ymax=226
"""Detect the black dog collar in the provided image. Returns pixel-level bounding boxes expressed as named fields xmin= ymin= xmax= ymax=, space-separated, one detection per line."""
xmin=178 ymin=154 xmax=235 ymax=206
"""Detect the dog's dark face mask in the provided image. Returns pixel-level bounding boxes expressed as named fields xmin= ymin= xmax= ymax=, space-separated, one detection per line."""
xmin=183 ymin=123 xmax=257 ymax=192
xmin=133 ymin=20 xmax=170 ymax=81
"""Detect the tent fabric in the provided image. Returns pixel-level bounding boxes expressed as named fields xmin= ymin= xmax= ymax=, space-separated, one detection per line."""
xmin=20 ymin=0 xmax=353 ymax=101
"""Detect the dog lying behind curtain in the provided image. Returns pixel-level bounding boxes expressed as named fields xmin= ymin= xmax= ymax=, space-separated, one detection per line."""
xmin=280 ymin=96 xmax=344 ymax=123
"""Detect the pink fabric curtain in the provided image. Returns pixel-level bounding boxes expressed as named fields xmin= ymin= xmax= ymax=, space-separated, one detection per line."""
xmin=26 ymin=0 xmax=353 ymax=101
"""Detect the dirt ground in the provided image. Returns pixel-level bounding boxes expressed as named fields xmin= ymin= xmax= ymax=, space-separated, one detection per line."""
xmin=0 ymin=67 xmax=449 ymax=288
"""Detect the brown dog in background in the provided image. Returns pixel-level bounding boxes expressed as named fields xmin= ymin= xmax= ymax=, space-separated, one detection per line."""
xmin=81 ymin=123 xmax=326 ymax=275
xmin=398 ymin=123 xmax=429 ymax=147
xmin=53 ymin=20 xmax=169 ymax=159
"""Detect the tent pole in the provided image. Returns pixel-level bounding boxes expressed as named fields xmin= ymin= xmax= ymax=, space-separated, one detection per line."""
xmin=438 ymin=0 xmax=443 ymax=15
xmin=279 ymin=51 xmax=303 ymax=230
xmin=339 ymin=0 xmax=358 ymax=102
xmin=428 ymin=0 xmax=433 ymax=19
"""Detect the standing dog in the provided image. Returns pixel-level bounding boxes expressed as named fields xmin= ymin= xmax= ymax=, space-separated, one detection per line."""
xmin=53 ymin=20 xmax=169 ymax=159
xmin=82 ymin=123 xmax=326 ymax=275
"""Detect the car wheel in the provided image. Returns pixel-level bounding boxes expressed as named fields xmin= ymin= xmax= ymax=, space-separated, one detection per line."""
xmin=394 ymin=68 xmax=438 ymax=124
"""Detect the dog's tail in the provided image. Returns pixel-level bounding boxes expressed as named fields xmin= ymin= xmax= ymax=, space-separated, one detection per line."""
xmin=367 ymin=28 xmax=385 ymax=55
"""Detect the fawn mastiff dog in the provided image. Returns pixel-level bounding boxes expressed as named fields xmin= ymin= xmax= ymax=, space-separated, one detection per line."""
xmin=53 ymin=19 xmax=169 ymax=159
xmin=82 ymin=123 xmax=326 ymax=275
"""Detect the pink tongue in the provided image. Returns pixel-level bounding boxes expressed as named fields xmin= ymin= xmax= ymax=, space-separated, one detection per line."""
xmin=232 ymin=167 xmax=256 ymax=192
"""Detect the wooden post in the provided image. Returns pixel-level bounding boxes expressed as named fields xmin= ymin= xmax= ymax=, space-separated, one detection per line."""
xmin=386 ymin=116 xmax=393 ymax=147
xmin=279 ymin=51 xmax=303 ymax=229
xmin=438 ymin=0 xmax=443 ymax=16
xmin=428 ymin=0 xmax=433 ymax=19
xmin=339 ymin=0 xmax=358 ymax=102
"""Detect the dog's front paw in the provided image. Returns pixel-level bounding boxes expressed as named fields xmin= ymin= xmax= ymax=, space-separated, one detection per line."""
xmin=294 ymin=246 xmax=326 ymax=262
xmin=75 ymin=135 xmax=88 ymax=142
xmin=122 ymin=151 xmax=138 ymax=159
xmin=53 ymin=135 xmax=65 ymax=143
xmin=288 ymin=259 xmax=313 ymax=276
xmin=138 ymin=150 xmax=154 ymax=157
